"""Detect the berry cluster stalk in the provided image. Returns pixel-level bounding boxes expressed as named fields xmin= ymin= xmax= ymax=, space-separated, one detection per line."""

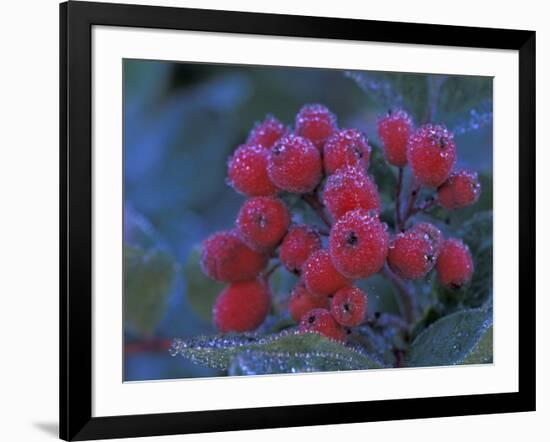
xmin=299 ymin=178 xmax=419 ymax=328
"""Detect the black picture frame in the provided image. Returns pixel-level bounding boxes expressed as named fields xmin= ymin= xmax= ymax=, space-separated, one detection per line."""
xmin=59 ymin=1 xmax=536 ymax=440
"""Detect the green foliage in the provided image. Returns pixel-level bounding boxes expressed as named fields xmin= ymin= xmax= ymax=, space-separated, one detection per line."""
xmin=184 ymin=246 xmax=223 ymax=322
xmin=458 ymin=211 xmax=493 ymax=308
xmin=406 ymin=308 xmax=493 ymax=367
xmin=390 ymin=74 xmax=430 ymax=122
xmin=356 ymin=274 xmax=401 ymax=317
xmin=438 ymin=76 xmax=492 ymax=117
xmin=462 ymin=325 xmax=493 ymax=364
xmin=228 ymin=349 xmax=371 ymax=375
xmin=413 ymin=210 xmax=493 ymax=337
xmin=124 ymin=245 xmax=178 ymax=336
xmin=350 ymin=323 xmax=406 ymax=367
xmin=171 ymin=330 xmax=384 ymax=372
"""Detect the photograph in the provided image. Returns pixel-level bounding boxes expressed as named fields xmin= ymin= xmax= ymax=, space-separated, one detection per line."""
xmin=123 ymin=59 xmax=494 ymax=382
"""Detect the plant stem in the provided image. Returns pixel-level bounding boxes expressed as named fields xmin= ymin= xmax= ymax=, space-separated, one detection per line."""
xmin=364 ymin=312 xmax=409 ymax=335
xmin=264 ymin=262 xmax=281 ymax=280
xmin=408 ymin=197 xmax=438 ymax=217
xmin=399 ymin=179 xmax=421 ymax=231
xmin=382 ymin=264 xmax=417 ymax=325
xmin=395 ymin=167 xmax=404 ymax=230
xmin=393 ymin=348 xmax=405 ymax=368
xmin=125 ymin=338 xmax=172 ymax=354
xmin=317 ymin=227 xmax=330 ymax=237
xmin=302 ymin=193 xmax=332 ymax=228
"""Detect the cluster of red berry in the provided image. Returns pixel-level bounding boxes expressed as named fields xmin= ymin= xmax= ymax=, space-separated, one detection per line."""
xmin=200 ymin=104 xmax=480 ymax=342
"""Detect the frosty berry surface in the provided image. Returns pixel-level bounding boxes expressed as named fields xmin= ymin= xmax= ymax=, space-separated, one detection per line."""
xmin=123 ymin=61 xmax=493 ymax=381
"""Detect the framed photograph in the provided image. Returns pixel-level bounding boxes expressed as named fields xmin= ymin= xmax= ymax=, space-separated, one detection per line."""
xmin=60 ymin=1 xmax=536 ymax=440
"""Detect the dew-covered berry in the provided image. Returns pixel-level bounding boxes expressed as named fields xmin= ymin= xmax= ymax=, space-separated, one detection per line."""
xmin=436 ymin=238 xmax=474 ymax=289
xmin=227 ymin=144 xmax=279 ymax=197
xmin=410 ymin=222 xmax=443 ymax=257
xmin=329 ymin=209 xmax=389 ymax=279
xmin=322 ymin=166 xmax=381 ymax=221
xmin=323 ymin=128 xmax=371 ymax=174
xmin=279 ymin=224 xmax=322 ymax=274
xmin=407 ymin=124 xmax=457 ymax=187
xmin=437 ymin=169 xmax=481 ymax=210
xmin=246 ymin=115 xmax=287 ymax=149
xmin=288 ymin=281 xmax=330 ymax=323
xmin=213 ymin=279 xmax=271 ymax=332
xmin=295 ymin=104 xmax=337 ymax=151
xmin=236 ymin=197 xmax=290 ymax=252
xmin=330 ymin=287 xmax=368 ymax=327
xmin=377 ymin=110 xmax=414 ymax=167
xmin=387 ymin=229 xmax=437 ymax=280
xmin=267 ymin=134 xmax=322 ymax=193
xmin=302 ymin=249 xmax=351 ymax=297
xmin=201 ymin=230 xmax=268 ymax=282
xmin=299 ymin=308 xmax=346 ymax=342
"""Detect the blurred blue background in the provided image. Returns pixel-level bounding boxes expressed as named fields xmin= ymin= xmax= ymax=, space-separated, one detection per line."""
xmin=123 ymin=59 xmax=493 ymax=381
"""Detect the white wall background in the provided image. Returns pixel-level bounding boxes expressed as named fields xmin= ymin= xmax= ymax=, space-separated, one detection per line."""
xmin=0 ymin=0 xmax=546 ymax=441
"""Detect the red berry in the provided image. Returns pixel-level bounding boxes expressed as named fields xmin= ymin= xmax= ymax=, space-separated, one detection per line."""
xmin=267 ymin=134 xmax=322 ymax=193
xmin=387 ymin=229 xmax=437 ymax=280
xmin=407 ymin=124 xmax=457 ymax=187
xmin=201 ymin=230 xmax=268 ymax=282
xmin=436 ymin=239 xmax=474 ymax=289
xmin=377 ymin=110 xmax=414 ymax=167
xmin=246 ymin=115 xmax=287 ymax=149
xmin=410 ymin=222 xmax=444 ymax=256
xmin=299 ymin=308 xmax=346 ymax=342
xmin=288 ymin=281 xmax=330 ymax=323
xmin=323 ymin=128 xmax=371 ymax=174
xmin=329 ymin=209 xmax=389 ymax=279
xmin=279 ymin=224 xmax=322 ymax=274
xmin=302 ymin=249 xmax=351 ymax=297
xmin=295 ymin=104 xmax=337 ymax=151
xmin=322 ymin=166 xmax=381 ymax=221
xmin=330 ymin=287 xmax=368 ymax=327
xmin=213 ymin=279 xmax=271 ymax=332
xmin=236 ymin=197 xmax=290 ymax=252
xmin=437 ymin=169 xmax=481 ymax=210
xmin=227 ymin=144 xmax=279 ymax=197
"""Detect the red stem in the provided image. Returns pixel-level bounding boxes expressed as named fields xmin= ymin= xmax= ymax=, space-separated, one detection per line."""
xmin=125 ymin=338 xmax=172 ymax=354
xmin=399 ymin=179 xmax=421 ymax=230
xmin=393 ymin=348 xmax=405 ymax=368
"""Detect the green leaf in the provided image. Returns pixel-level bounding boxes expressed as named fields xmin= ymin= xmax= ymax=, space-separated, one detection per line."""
xmin=459 ymin=211 xmax=492 ymax=249
xmin=124 ymin=245 xmax=178 ymax=336
xmin=462 ymin=325 xmax=493 ymax=364
xmin=269 ymin=264 xmax=299 ymax=316
xmin=184 ymin=246 xmax=223 ymax=322
xmin=438 ymin=76 xmax=492 ymax=116
xmin=356 ymin=273 xmax=401 ymax=317
xmin=459 ymin=211 xmax=493 ymax=308
xmin=124 ymin=204 xmax=164 ymax=250
xmin=228 ymin=348 xmax=371 ymax=375
xmin=171 ymin=330 xmax=384 ymax=372
xmin=391 ymin=74 xmax=430 ymax=122
xmin=405 ymin=309 xmax=493 ymax=367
